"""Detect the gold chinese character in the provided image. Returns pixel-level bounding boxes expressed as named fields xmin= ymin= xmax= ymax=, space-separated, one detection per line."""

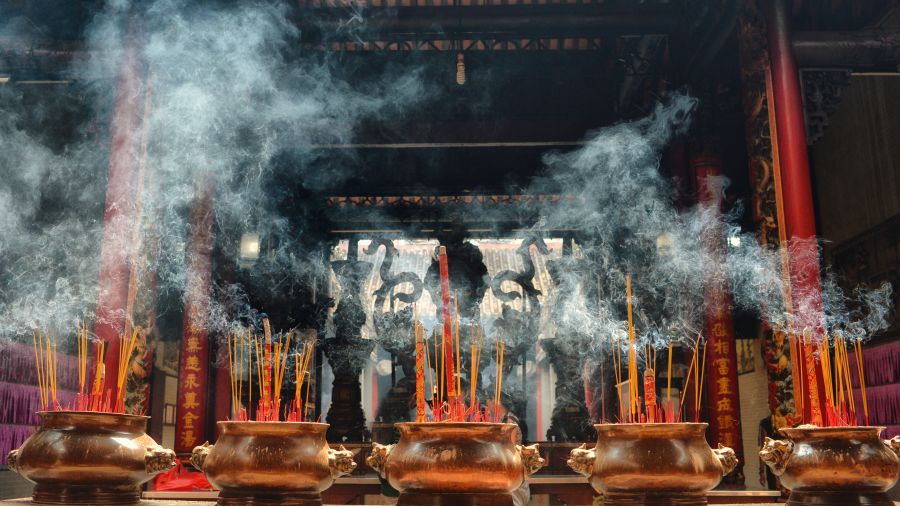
xmin=717 ymin=415 xmax=735 ymax=430
xmin=715 ymin=358 xmax=730 ymax=376
xmin=180 ymin=429 xmax=195 ymax=447
xmin=185 ymin=373 xmax=200 ymax=389
xmin=185 ymin=355 xmax=201 ymax=372
xmin=720 ymin=432 xmax=736 ymax=448
xmin=713 ymin=322 xmax=727 ymax=338
xmin=717 ymin=377 xmax=733 ymax=395
xmin=182 ymin=392 xmax=200 ymax=410
xmin=182 ymin=411 xmax=198 ymax=427
xmin=186 ymin=337 xmax=202 ymax=353
xmin=717 ymin=397 xmax=733 ymax=412
xmin=714 ymin=339 xmax=730 ymax=355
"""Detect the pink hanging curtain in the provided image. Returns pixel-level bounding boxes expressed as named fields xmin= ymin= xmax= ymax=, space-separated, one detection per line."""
xmin=0 ymin=424 xmax=37 ymax=468
xmin=0 ymin=342 xmax=80 ymax=390
xmin=849 ymin=340 xmax=900 ymax=426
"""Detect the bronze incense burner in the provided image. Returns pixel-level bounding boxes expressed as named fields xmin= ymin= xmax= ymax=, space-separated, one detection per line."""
xmin=366 ymin=422 xmax=545 ymax=506
xmin=567 ymin=423 xmax=737 ymax=506
xmin=760 ymin=425 xmax=900 ymax=506
xmin=191 ymin=421 xmax=356 ymax=506
xmin=6 ymin=411 xmax=176 ymax=505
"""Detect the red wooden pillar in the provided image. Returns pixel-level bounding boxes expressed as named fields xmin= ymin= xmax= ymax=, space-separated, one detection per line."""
xmin=764 ymin=0 xmax=826 ymax=425
xmin=174 ymin=179 xmax=216 ymax=452
xmin=692 ymin=152 xmax=744 ymax=483
xmin=94 ymin=36 xmax=148 ymax=396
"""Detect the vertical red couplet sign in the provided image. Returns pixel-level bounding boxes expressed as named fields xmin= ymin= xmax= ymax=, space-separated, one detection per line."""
xmin=693 ymin=153 xmax=744 ymax=478
xmin=437 ymin=246 xmax=457 ymax=400
xmin=703 ymin=291 xmax=744 ymax=462
xmin=174 ymin=179 xmax=215 ymax=452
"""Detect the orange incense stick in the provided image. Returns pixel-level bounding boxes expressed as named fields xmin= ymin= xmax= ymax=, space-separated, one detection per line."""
xmin=415 ymin=322 xmax=426 ymax=422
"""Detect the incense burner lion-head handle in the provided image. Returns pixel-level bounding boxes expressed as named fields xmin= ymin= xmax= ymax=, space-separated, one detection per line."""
xmin=759 ymin=437 xmax=793 ymax=476
xmin=517 ymin=444 xmax=546 ymax=477
xmin=885 ymin=436 xmax=900 ymax=458
xmin=328 ymin=445 xmax=358 ymax=478
xmin=366 ymin=443 xmax=393 ymax=479
xmin=567 ymin=443 xmax=596 ymax=478
xmin=713 ymin=444 xmax=739 ymax=476
xmin=145 ymin=444 xmax=177 ymax=475
xmin=190 ymin=441 xmax=214 ymax=471
xmin=7 ymin=449 xmax=20 ymax=474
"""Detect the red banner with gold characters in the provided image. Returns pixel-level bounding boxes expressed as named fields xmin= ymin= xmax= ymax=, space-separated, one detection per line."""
xmin=692 ymin=153 xmax=744 ymax=483
xmin=174 ymin=180 xmax=215 ymax=452
xmin=704 ymin=290 xmax=744 ymax=472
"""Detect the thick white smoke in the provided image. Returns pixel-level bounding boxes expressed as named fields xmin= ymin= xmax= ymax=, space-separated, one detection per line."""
xmin=529 ymin=94 xmax=892 ymax=354
xmin=0 ymin=0 xmax=427 ymax=343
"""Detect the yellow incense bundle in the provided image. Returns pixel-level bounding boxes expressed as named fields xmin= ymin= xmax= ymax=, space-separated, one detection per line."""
xmin=625 ymin=275 xmax=638 ymax=421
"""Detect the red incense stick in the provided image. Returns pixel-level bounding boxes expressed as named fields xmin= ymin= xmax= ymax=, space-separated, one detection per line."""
xmin=438 ymin=246 xmax=457 ymax=404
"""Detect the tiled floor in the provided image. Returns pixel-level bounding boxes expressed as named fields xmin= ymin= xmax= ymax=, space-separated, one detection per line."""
xmin=0 ymin=471 xmax=32 ymax=500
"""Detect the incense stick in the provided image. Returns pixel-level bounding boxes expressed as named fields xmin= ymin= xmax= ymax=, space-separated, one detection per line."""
xmin=415 ymin=321 xmax=426 ymax=422
xmin=625 ymin=275 xmax=638 ymax=423
xmin=437 ymin=246 xmax=457 ymax=402
xmin=696 ymin=340 xmax=707 ymax=423
xmin=666 ymin=342 xmax=673 ymax=421
xmin=454 ymin=294 xmax=461 ymax=406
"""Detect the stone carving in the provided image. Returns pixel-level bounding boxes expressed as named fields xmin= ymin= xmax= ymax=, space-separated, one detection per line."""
xmin=325 ymin=254 xmax=374 ymax=441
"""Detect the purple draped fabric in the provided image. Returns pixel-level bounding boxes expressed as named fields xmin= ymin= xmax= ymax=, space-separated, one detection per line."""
xmin=853 ymin=383 xmax=900 ymax=426
xmin=0 ymin=343 xmax=83 ymax=469
xmin=0 ymin=382 xmax=77 ymax=425
xmin=850 ymin=340 xmax=900 ymax=388
xmin=847 ymin=340 xmax=900 ymax=426
xmin=0 ymin=342 xmax=80 ymax=390
xmin=0 ymin=423 xmax=36 ymax=468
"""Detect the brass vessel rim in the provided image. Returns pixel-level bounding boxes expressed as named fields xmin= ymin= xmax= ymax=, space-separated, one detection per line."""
xmin=594 ymin=422 xmax=709 ymax=428
xmin=216 ymin=420 xmax=329 ymax=436
xmin=217 ymin=421 xmax=329 ymax=427
xmin=593 ymin=422 xmax=709 ymax=437
xmin=395 ymin=422 xmax=517 ymax=428
xmin=780 ymin=425 xmax=887 ymax=436
xmin=395 ymin=422 xmax=519 ymax=437
xmin=38 ymin=410 xmax=150 ymax=421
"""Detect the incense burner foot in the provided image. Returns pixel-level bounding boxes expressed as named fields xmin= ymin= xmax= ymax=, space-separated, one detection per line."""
xmin=760 ymin=426 xmax=900 ymax=506
xmin=7 ymin=411 xmax=176 ymax=505
xmin=567 ymin=423 xmax=737 ymax=506
xmin=396 ymin=492 xmax=515 ymax=506
xmin=217 ymin=489 xmax=323 ymax=506
xmin=367 ymin=422 xmax=544 ymax=503
xmin=602 ymin=492 xmax=708 ymax=506
xmin=783 ymin=490 xmax=894 ymax=506
xmin=192 ymin=421 xmax=355 ymax=506
xmin=30 ymin=483 xmax=142 ymax=505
